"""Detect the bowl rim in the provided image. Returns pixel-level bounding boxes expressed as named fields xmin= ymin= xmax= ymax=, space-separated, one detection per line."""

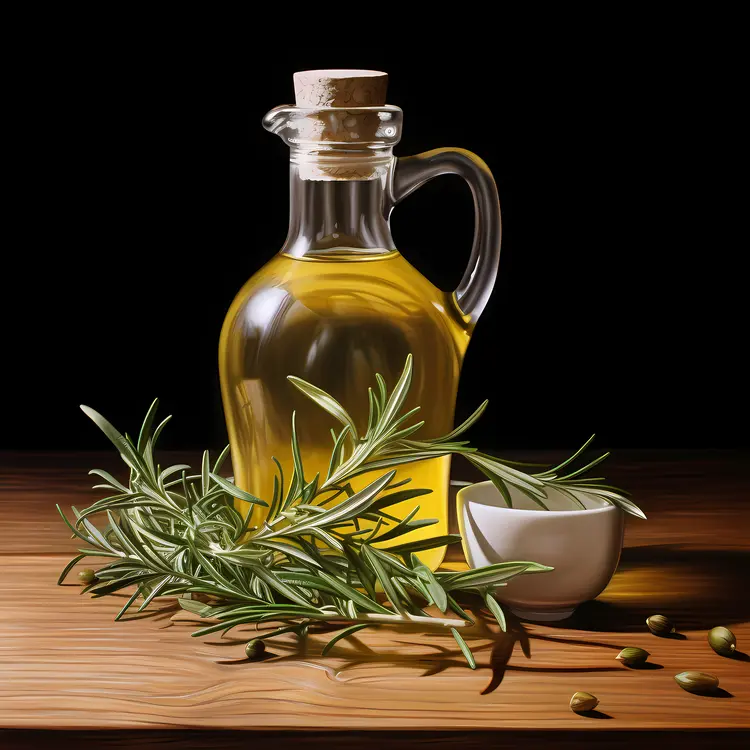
xmin=456 ymin=480 xmax=621 ymax=517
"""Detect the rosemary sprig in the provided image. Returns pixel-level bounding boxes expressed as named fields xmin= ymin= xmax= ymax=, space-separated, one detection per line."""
xmin=287 ymin=354 xmax=645 ymax=520
xmin=58 ymin=354 xmax=642 ymax=667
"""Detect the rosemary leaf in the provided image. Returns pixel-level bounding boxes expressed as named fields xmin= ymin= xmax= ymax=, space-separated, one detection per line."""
xmin=451 ymin=627 xmax=477 ymax=669
xmin=322 ymin=623 xmax=371 ymax=656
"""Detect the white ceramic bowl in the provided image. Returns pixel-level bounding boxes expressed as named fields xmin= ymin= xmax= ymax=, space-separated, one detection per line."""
xmin=456 ymin=481 xmax=624 ymax=621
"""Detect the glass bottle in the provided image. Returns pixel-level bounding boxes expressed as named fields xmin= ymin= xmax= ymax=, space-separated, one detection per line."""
xmin=219 ymin=70 xmax=501 ymax=570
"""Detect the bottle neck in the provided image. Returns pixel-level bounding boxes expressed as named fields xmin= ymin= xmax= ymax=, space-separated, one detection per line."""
xmin=281 ymin=158 xmax=396 ymax=259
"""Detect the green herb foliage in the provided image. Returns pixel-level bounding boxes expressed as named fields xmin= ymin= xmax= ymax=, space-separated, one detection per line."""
xmin=58 ymin=355 xmax=641 ymax=666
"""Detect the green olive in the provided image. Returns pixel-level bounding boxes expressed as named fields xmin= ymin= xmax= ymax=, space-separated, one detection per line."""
xmin=570 ymin=691 xmax=599 ymax=713
xmin=646 ymin=614 xmax=675 ymax=636
xmin=616 ymin=647 xmax=650 ymax=666
xmin=674 ymin=671 xmax=719 ymax=694
xmin=707 ymin=626 xmax=736 ymax=657
xmin=245 ymin=639 xmax=266 ymax=659
xmin=78 ymin=568 xmax=96 ymax=585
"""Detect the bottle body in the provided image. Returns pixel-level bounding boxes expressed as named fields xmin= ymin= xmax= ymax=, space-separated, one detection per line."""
xmin=220 ymin=75 xmax=501 ymax=571
xmin=219 ymin=249 xmax=470 ymax=570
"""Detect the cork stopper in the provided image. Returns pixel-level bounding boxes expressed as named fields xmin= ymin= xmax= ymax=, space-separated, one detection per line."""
xmin=265 ymin=70 xmax=398 ymax=179
xmin=293 ymin=69 xmax=388 ymax=108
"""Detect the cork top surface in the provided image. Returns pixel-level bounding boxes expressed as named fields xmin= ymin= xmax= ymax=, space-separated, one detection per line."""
xmin=293 ymin=69 xmax=388 ymax=108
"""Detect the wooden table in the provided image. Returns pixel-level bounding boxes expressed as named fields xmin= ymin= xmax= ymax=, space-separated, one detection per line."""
xmin=1 ymin=450 xmax=748 ymax=749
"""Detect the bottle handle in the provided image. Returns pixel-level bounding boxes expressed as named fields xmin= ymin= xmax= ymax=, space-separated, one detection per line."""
xmin=387 ymin=148 xmax=502 ymax=323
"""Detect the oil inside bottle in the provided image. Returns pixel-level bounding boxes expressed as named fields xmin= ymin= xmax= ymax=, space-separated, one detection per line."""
xmin=219 ymin=249 xmax=470 ymax=570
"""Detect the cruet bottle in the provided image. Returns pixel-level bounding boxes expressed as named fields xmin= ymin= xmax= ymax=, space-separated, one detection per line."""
xmin=219 ymin=70 xmax=501 ymax=570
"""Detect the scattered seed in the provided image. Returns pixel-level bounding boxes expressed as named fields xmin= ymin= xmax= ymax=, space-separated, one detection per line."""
xmin=78 ymin=569 xmax=96 ymax=585
xmin=707 ymin=626 xmax=736 ymax=657
xmin=570 ymin=691 xmax=599 ymax=713
xmin=245 ymin=639 xmax=266 ymax=659
xmin=616 ymin=647 xmax=649 ymax=666
xmin=646 ymin=614 xmax=675 ymax=636
xmin=674 ymin=671 xmax=719 ymax=694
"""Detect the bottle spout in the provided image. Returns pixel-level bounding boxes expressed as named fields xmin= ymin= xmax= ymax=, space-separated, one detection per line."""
xmin=262 ymin=105 xmax=295 ymax=136
xmin=261 ymin=102 xmax=403 ymax=155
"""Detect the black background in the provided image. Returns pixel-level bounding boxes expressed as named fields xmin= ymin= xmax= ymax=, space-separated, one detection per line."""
xmin=5 ymin=11 xmax=746 ymax=453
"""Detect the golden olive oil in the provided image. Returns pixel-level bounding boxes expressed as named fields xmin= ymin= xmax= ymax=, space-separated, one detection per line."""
xmin=219 ymin=250 xmax=470 ymax=570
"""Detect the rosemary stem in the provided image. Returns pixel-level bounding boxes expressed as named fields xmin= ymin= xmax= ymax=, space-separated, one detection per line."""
xmin=247 ymin=613 xmax=468 ymax=630
xmin=315 ymin=613 xmax=468 ymax=628
xmin=363 ymin=613 xmax=467 ymax=627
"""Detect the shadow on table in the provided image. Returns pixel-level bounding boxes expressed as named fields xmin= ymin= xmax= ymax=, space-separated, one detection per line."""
xmin=559 ymin=545 xmax=750 ymax=632
xmin=217 ymin=608 xmax=623 ymax=694
xmin=182 ymin=544 xmax=748 ymax=691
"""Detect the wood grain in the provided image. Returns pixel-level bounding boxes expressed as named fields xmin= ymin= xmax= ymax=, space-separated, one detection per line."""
xmin=0 ymin=451 xmax=748 ymax=747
